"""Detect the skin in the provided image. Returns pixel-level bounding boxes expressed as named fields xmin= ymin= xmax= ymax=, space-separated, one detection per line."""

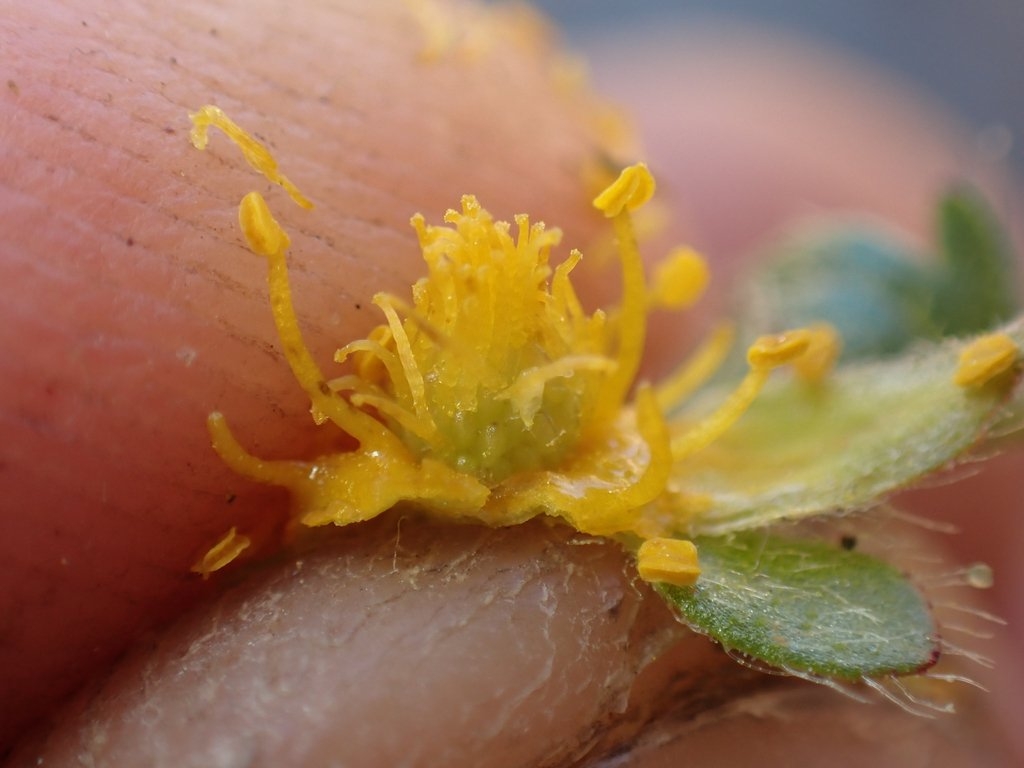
xmin=1 ymin=0 xmax=1021 ymax=764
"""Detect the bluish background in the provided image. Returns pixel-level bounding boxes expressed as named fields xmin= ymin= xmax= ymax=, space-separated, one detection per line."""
xmin=534 ymin=1 xmax=1024 ymax=176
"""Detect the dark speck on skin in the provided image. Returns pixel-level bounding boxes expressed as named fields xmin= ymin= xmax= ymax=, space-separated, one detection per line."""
xmin=607 ymin=597 xmax=622 ymax=620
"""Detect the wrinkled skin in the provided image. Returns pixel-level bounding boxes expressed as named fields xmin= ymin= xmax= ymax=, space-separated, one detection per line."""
xmin=1 ymin=1 xmax=1022 ymax=765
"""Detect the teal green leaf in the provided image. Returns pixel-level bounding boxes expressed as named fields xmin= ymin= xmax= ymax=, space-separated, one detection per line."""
xmin=735 ymin=224 xmax=939 ymax=362
xmin=728 ymin=188 xmax=1017 ymax=367
xmin=671 ymin=321 xmax=1023 ymax=536
xmin=932 ymin=188 xmax=1017 ymax=335
xmin=656 ymin=532 xmax=938 ymax=680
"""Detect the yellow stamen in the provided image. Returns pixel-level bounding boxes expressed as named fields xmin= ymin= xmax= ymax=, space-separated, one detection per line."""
xmin=190 ymin=526 xmax=251 ymax=578
xmin=637 ymin=537 xmax=701 ymax=587
xmin=671 ymin=329 xmax=812 ymax=460
xmin=207 ymin=412 xmax=310 ymax=488
xmin=373 ymin=294 xmax=436 ymax=436
xmin=189 ymin=105 xmax=313 ymax=209
xmin=953 ymin=332 xmax=1020 ymax=388
xmin=655 ymin=324 xmax=736 ymax=411
xmin=341 ymin=326 xmax=399 ymax=387
xmin=592 ymin=164 xmax=655 ymax=418
xmin=650 ymin=246 xmax=710 ymax=310
xmin=334 ymin=338 xmax=409 ymax=404
xmin=349 ymin=391 xmax=439 ymax=444
xmin=237 ymin=193 xmax=388 ymax=444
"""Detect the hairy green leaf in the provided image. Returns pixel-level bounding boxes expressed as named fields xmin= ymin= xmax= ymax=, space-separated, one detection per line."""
xmin=671 ymin=321 xmax=1023 ymax=535
xmin=657 ymin=532 xmax=938 ymax=680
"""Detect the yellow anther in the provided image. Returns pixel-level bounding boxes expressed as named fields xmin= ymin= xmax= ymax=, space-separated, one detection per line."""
xmin=651 ymin=246 xmax=710 ymax=310
xmin=191 ymin=526 xmax=251 ymax=578
xmin=189 ymin=105 xmax=313 ymax=209
xmin=592 ymin=163 xmax=656 ymax=217
xmin=746 ymin=329 xmax=813 ymax=370
xmin=637 ymin=537 xmax=701 ymax=587
xmin=953 ymin=332 xmax=1020 ymax=388
xmin=792 ymin=323 xmax=842 ymax=383
xmin=239 ymin=191 xmax=289 ymax=258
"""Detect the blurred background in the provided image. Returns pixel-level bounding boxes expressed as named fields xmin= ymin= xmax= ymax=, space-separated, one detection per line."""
xmin=536 ymin=0 xmax=1024 ymax=177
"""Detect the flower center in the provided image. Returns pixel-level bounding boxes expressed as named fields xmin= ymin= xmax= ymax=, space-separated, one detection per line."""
xmin=333 ymin=195 xmax=617 ymax=484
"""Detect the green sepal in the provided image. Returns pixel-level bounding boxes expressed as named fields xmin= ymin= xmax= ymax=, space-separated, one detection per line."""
xmin=671 ymin=320 xmax=1023 ymax=535
xmin=655 ymin=531 xmax=939 ymax=680
xmin=932 ymin=188 xmax=1017 ymax=335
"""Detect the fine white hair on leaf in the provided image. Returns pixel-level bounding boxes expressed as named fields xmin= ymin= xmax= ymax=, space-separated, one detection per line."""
xmin=924 ymin=672 xmax=989 ymax=691
xmin=937 ymin=639 xmax=995 ymax=670
xmin=863 ymin=676 xmax=954 ymax=717
xmin=936 ymin=601 xmax=1007 ymax=625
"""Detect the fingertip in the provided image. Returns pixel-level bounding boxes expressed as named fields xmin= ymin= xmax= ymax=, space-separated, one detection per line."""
xmin=9 ymin=519 xmax=683 ymax=766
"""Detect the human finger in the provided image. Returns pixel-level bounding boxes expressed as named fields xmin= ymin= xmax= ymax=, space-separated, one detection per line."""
xmin=0 ymin=0 xmax=622 ymax=745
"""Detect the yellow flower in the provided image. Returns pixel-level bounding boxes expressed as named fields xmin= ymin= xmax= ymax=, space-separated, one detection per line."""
xmin=189 ymin=106 xmax=1024 ymax=690
xmin=188 ymin=106 xmax=826 ymax=583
